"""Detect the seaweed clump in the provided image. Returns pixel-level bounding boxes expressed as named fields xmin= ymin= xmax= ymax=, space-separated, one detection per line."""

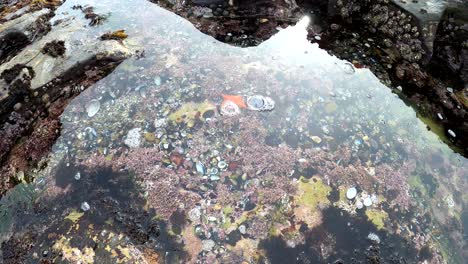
xmin=41 ymin=40 xmax=66 ymax=57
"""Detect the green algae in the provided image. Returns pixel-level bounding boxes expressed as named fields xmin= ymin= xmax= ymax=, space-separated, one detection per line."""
xmin=365 ymin=209 xmax=388 ymax=230
xmin=297 ymin=176 xmax=331 ymax=209
xmin=294 ymin=176 xmax=332 ymax=229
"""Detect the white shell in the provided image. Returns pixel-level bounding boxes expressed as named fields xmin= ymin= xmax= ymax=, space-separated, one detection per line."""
xmin=85 ymin=99 xmax=100 ymax=117
xmin=346 ymin=187 xmax=357 ymax=199
xmin=363 ymin=197 xmax=373 ymax=207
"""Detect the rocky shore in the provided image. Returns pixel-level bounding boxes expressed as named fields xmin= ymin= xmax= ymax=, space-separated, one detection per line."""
xmin=0 ymin=0 xmax=132 ymax=194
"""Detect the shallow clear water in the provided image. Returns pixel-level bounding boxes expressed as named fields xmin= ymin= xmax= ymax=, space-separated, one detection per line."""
xmin=1 ymin=0 xmax=467 ymax=263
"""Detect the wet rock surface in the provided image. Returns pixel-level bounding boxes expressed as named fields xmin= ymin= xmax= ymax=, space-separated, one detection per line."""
xmin=0 ymin=1 xmax=132 ymax=195
xmin=0 ymin=0 xmax=466 ymax=263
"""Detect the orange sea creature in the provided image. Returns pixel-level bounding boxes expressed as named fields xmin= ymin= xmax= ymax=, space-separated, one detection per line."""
xmin=222 ymin=94 xmax=247 ymax=109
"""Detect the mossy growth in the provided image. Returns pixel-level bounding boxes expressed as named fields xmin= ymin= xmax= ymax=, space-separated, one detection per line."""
xmin=169 ymin=101 xmax=216 ymax=127
xmin=293 ymin=176 xmax=331 ymax=228
xmin=297 ymin=176 xmax=331 ymax=209
xmin=365 ymin=209 xmax=388 ymax=230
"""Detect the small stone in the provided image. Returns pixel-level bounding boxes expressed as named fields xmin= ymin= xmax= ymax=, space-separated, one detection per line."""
xmin=124 ymin=128 xmax=142 ymax=148
xmin=346 ymin=187 xmax=357 ymax=200
xmin=311 ymin=136 xmax=322 ymax=144
xmin=13 ymin=103 xmax=22 ymax=111
xmin=437 ymin=113 xmax=443 ymax=120
xmin=81 ymin=202 xmax=90 ymax=211
xmin=74 ymin=172 xmax=81 ymax=180
xmin=238 ymin=225 xmax=246 ymax=234
xmin=202 ymin=239 xmax=215 ymax=251
xmin=446 ymin=87 xmax=453 ymax=93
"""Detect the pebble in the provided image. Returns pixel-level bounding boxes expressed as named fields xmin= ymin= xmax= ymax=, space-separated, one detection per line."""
xmin=81 ymin=202 xmax=90 ymax=211
xmin=74 ymin=172 xmax=81 ymax=180
xmin=124 ymin=128 xmax=142 ymax=148
xmin=346 ymin=187 xmax=357 ymax=199
xmin=188 ymin=207 xmax=201 ymax=222
xmin=311 ymin=136 xmax=322 ymax=144
xmin=446 ymin=87 xmax=453 ymax=93
xmin=202 ymin=239 xmax=215 ymax=251
xmin=437 ymin=113 xmax=443 ymax=120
